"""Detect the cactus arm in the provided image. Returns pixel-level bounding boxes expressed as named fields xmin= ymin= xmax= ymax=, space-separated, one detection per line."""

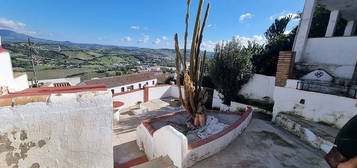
xmin=196 ymin=3 xmax=211 ymax=58
xmin=183 ymin=0 xmax=191 ymax=70
xmin=190 ymin=0 xmax=204 ymax=74
xmin=174 ymin=34 xmax=187 ymax=109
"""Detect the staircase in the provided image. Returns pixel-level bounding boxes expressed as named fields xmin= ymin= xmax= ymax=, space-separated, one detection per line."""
xmin=132 ymin=156 xmax=176 ymax=168
xmin=114 ymin=141 xmax=148 ymax=168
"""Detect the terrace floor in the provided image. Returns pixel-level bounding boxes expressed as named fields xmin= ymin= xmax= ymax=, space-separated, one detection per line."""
xmin=113 ymin=99 xmax=329 ymax=168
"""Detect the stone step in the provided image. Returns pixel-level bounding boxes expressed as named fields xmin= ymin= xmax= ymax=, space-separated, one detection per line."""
xmin=274 ymin=113 xmax=339 ymax=153
xmin=114 ymin=140 xmax=148 ymax=168
xmin=132 ymin=156 xmax=176 ymax=168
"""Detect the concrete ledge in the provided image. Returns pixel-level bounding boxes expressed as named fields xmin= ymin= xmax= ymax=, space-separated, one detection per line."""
xmin=274 ymin=113 xmax=336 ymax=153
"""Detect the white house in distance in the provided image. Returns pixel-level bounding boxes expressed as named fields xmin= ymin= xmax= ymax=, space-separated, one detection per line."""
xmin=33 ymin=77 xmax=81 ymax=87
xmin=83 ymin=72 xmax=158 ymax=94
xmin=0 ymin=36 xmax=29 ymax=95
xmin=293 ymin=0 xmax=357 ymax=80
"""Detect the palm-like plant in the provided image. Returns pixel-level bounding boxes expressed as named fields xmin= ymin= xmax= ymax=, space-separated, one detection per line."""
xmin=174 ymin=0 xmax=210 ymax=127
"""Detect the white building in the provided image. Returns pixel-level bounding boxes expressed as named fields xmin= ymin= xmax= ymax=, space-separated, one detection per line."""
xmin=83 ymin=72 xmax=158 ymax=94
xmin=293 ymin=0 xmax=357 ymax=80
xmin=269 ymin=0 xmax=357 ymax=129
xmin=34 ymin=77 xmax=81 ymax=87
xmin=0 ymin=36 xmax=29 ymax=95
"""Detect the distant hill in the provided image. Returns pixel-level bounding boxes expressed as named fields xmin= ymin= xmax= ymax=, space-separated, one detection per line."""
xmin=0 ymin=29 xmax=120 ymax=49
xmin=1 ymin=29 xmax=212 ymax=80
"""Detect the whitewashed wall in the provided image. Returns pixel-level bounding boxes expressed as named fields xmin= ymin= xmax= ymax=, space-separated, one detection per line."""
xmin=148 ymin=85 xmax=171 ymax=100
xmin=168 ymin=86 xmax=184 ymax=99
xmin=14 ymin=73 xmax=29 ymax=91
xmin=239 ymin=74 xmax=275 ymax=102
xmin=0 ymin=91 xmax=113 ymax=168
xmin=112 ymin=90 xmax=144 ymax=109
xmin=273 ymin=86 xmax=357 ymax=128
xmin=302 ymin=37 xmax=357 ymax=79
xmin=0 ymin=52 xmax=16 ymax=91
xmin=213 ymin=74 xmax=276 ymax=108
xmin=110 ymin=79 xmax=157 ymax=94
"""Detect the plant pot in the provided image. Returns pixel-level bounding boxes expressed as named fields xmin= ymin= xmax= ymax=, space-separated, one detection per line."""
xmin=198 ymin=114 xmax=206 ymax=126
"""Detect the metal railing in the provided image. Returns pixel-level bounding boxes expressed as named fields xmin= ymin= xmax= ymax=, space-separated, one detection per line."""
xmin=297 ymin=80 xmax=357 ymax=99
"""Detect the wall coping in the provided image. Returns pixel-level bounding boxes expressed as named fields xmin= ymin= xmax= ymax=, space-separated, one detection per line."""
xmin=141 ymin=107 xmax=252 ymax=150
xmin=0 ymin=84 xmax=107 ymax=99
xmin=112 ymin=84 xmax=173 ymax=97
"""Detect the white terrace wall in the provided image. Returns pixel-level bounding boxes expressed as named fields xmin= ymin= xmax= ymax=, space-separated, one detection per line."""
xmin=0 ymin=91 xmax=113 ymax=168
xmin=148 ymin=85 xmax=172 ymax=100
xmin=301 ymin=37 xmax=357 ymax=79
xmin=14 ymin=73 xmax=29 ymax=91
xmin=113 ymin=85 xmax=183 ymax=109
xmin=110 ymin=79 xmax=157 ymax=94
xmin=239 ymin=74 xmax=275 ymax=102
xmin=273 ymin=85 xmax=357 ymax=129
xmin=212 ymin=74 xmax=276 ymax=109
xmin=113 ymin=90 xmax=144 ymax=109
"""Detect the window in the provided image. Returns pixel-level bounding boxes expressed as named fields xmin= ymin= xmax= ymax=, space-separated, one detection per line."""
xmin=152 ymin=80 xmax=155 ymax=85
xmin=121 ymin=87 xmax=125 ymax=92
xmin=139 ymin=83 xmax=142 ymax=89
xmin=127 ymin=85 xmax=134 ymax=91
xmin=111 ymin=89 xmax=115 ymax=94
xmin=146 ymin=82 xmax=149 ymax=85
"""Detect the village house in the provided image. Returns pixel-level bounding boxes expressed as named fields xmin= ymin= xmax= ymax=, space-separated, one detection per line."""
xmin=33 ymin=77 xmax=81 ymax=87
xmin=83 ymin=72 xmax=158 ymax=94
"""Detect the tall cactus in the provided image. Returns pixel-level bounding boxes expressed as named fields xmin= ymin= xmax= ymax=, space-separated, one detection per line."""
xmin=175 ymin=0 xmax=210 ymax=127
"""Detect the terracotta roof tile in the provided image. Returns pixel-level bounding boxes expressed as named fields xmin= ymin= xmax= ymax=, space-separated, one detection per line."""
xmin=84 ymin=72 xmax=157 ymax=88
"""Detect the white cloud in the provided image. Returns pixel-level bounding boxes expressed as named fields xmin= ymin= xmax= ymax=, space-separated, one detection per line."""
xmin=234 ymin=35 xmax=266 ymax=46
xmin=161 ymin=36 xmax=168 ymax=40
xmin=239 ymin=13 xmax=254 ymax=22
xmin=137 ymin=35 xmax=149 ymax=43
xmin=130 ymin=26 xmax=140 ymax=30
xmin=0 ymin=17 xmax=37 ymax=35
xmin=153 ymin=38 xmax=161 ymax=44
xmin=121 ymin=36 xmax=132 ymax=42
xmin=201 ymin=40 xmax=217 ymax=52
xmin=207 ymin=24 xmax=213 ymax=28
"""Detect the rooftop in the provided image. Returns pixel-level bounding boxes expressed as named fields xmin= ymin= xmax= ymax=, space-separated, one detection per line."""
xmin=84 ymin=72 xmax=157 ymax=88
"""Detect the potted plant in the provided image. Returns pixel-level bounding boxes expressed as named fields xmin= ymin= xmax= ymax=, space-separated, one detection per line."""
xmin=174 ymin=0 xmax=210 ymax=127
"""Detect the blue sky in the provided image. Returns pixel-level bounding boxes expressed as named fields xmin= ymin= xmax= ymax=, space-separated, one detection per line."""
xmin=0 ymin=0 xmax=304 ymax=51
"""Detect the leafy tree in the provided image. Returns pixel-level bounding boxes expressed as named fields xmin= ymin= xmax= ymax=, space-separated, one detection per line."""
xmin=209 ymin=39 xmax=253 ymax=105
xmin=252 ymin=16 xmax=297 ymax=76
